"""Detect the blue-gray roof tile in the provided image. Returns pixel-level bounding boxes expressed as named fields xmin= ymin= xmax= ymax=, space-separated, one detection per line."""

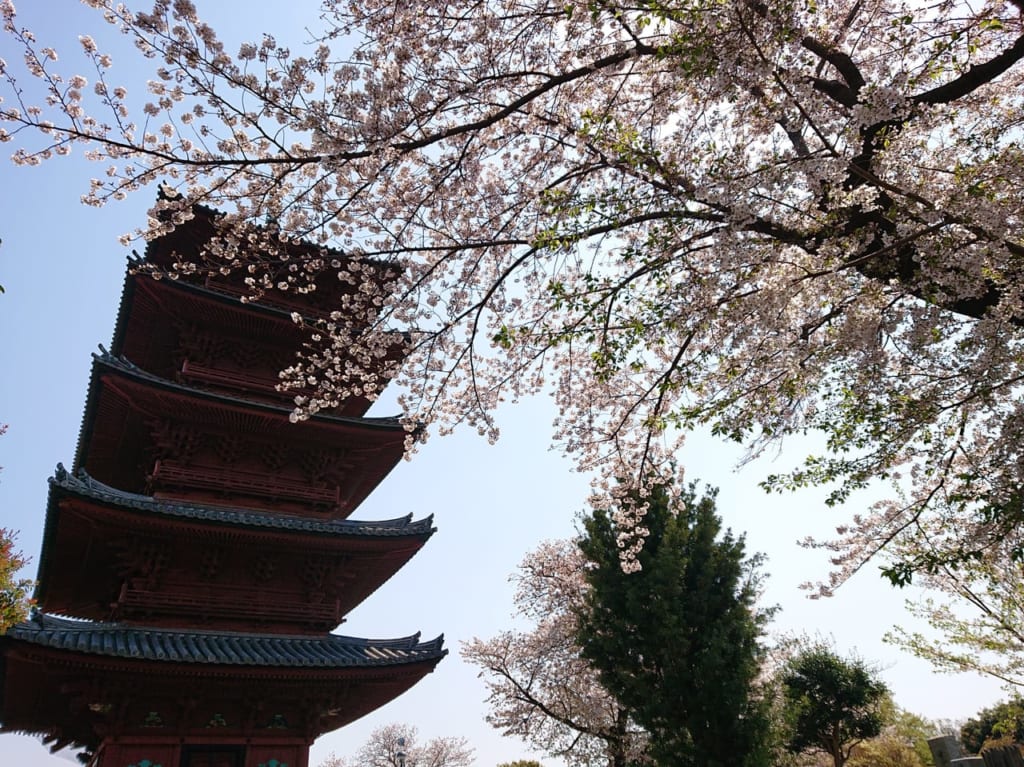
xmin=49 ymin=464 xmax=435 ymax=537
xmin=7 ymin=613 xmax=446 ymax=668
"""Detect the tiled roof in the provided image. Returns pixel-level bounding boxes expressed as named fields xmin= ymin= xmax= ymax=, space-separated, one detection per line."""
xmin=73 ymin=350 xmax=412 ymax=479
xmin=49 ymin=464 xmax=435 ymax=537
xmin=92 ymin=349 xmax=404 ymax=429
xmin=113 ymin=254 xmax=305 ymax=344
xmin=7 ymin=613 xmax=446 ymax=668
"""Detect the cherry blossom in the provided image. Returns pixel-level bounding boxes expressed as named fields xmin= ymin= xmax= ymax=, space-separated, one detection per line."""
xmin=2 ymin=0 xmax=1024 ymax=586
xmin=462 ymin=540 xmax=646 ymax=767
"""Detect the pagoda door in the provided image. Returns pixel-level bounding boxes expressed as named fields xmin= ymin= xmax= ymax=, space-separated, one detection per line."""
xmin=180 ymin=746 xmax=244 ymax=767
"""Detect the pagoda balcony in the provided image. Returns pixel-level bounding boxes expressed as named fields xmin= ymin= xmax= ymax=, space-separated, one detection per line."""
xmin=113 ymin=580 xmax=341 ymax=632
xmin=180 ymin=359 xmax=296 ymax=400
xmin=150 ymin=459 xmax=341 ymax=511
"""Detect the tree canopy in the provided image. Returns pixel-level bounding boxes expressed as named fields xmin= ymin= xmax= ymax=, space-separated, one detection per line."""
xmin=886 ymin=521 xmax=1024 ymax=688
xmin=960 ymin=697 xmax=1024 ymax=754
xmin=4 ymin=0 xmax=1024 ymax=587
xmin=781 ymin=645 xmax=889 ymax=767
xmin=577 ymin=483 xmax=771 ymax=767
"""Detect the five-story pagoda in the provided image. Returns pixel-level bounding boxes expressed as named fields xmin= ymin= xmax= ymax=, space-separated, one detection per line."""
xmin=0 ymin=204 xmax=445 ymax=767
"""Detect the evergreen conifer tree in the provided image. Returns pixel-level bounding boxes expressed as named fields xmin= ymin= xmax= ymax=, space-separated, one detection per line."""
xmin=577 ymin=483 xmax=771 ymax=767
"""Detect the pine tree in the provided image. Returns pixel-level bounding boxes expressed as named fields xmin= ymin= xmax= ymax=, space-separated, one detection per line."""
xmin=576 ymin=483 xmax=771 ymax=767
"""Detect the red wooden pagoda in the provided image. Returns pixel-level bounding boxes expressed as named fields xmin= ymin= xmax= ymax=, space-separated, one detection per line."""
xmin=0 ymin=206 xmax=445 ymax=767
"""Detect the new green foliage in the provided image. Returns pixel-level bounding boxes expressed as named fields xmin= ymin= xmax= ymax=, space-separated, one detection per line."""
xmin=961 ymin=697 xmax=1024 ymax=753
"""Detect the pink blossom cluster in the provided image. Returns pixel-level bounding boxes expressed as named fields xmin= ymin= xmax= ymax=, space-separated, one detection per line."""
xmin=2 ymin=0 xmax=1024 ymax=586
xmin=463 ymin=540 xmax=647 ymax=766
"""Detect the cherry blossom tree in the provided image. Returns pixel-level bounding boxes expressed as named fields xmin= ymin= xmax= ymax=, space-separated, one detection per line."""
xmin=318 ymin=723 xmax=474 ymax=767
xmin=886 ymin=521 xmax=1024 ymax=688
xmin=4 ymin=0 xmax=1024 ymax=589
xmin=462 ymin=540 xmax=647 ymax=767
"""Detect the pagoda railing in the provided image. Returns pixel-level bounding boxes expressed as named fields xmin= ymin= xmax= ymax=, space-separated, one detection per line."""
xmin=115 ymin=580 xmax=341 ymax=628
xmin=180 ymin=359 xmax=291 ymax=399
xmin=150 ymin=459 xmax=341 ymax=510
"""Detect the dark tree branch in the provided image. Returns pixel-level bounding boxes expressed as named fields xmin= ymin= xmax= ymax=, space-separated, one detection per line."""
xmin=810 ymin=78 xmax=858 ymax=107
xmin=915 ymin=32 xmax=1024 ymax=105
xmin=802 ymin=36 xmax=866 ymax=92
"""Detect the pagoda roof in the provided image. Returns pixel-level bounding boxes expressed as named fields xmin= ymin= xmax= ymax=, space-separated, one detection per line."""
xmin=117 ymin=254 xmax=317 ymax=331
xmin=33 ymin=466 xmax=435 ymax=630
xmin=46 ymin=464 xmax=434 ymax=538
xmin=77 ymin=348 xmax=405 ymax=461
xmin=140 ymin=201 xmax=402 ymax=320
xmin=74 ymin=351 xmax=409 ymax=514
xmin=106 ymin=269 xmax=404 ymax=415
xmin=143 ymin=195 xmax=391 ymax=268
xmin=117 ymin=252 xmax=408 ymax=339
xmin=5 ymin=613 xmax=445 ymax=668
xmin=1 ymin=615 xmax=446 ymax=749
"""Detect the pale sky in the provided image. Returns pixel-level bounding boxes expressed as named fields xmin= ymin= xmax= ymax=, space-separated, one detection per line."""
xmin=0 ymin=2 xmax=1008 ymax=766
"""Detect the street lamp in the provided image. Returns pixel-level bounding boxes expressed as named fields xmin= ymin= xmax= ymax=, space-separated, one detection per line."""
xmin=396 ymin=736 xmax=407 ymax=767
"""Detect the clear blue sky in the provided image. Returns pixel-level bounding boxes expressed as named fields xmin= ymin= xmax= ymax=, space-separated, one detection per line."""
xmin=0 ymin=2 xmax=1006 ymax=765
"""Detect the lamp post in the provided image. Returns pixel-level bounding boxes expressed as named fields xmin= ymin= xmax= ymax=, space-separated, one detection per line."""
xmin=396 ymin=736 xmax=407 ymax=767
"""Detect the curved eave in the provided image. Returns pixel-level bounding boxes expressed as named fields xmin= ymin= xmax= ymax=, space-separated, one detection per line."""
xmin=90 ymin=348 xmax=405 ymax=427
xmin=0 ymin=612 xmax=445 ymax=751
xmin=4 ymin=613 xmax=446 ymax=669
xmin=141 ymin=201 xmax=403 ymax=274
xmin=75 ymin=350 xmax=404 ymax=465
xmin=120 ymin=262 xmax=410 ymax=345
xmin=112 ymin=261 xmax=318 ymax=351
xmin=51 ymin=465 xmax=434 ymax=536
xmin=130 ymin=270 xmax=410 ymax=350
xmin=73 ymin=352 xmax=408 ymax=495
xmin=33 ymin=465 xmax=436 ymax=609
xmin=139 ymin=206 xmax=403 ymax=320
